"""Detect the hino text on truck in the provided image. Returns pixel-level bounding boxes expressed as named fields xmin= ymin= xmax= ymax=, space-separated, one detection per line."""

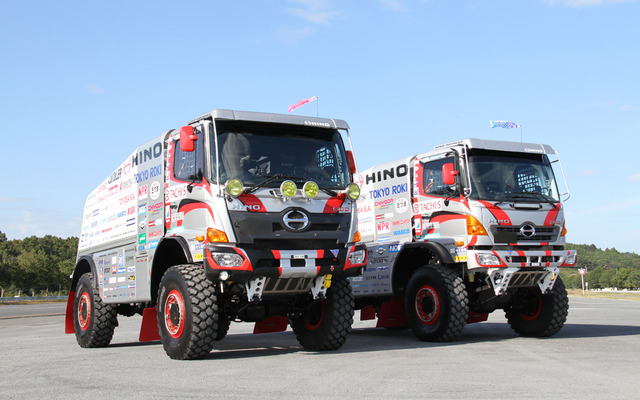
xmin=352 ymin=138 xmax=577 ymax=341
xmin=65 ymin=109 xmax=367 ymax=359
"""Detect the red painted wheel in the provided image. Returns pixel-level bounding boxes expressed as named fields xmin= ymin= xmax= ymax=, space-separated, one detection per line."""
xmin=519 ymin=293 xmax=542 ymax=322
xmin=164 ymin=289 xmax=186 ymax=339
xmin=404 ymin=265 xmax=468 ymax=342
xmin=303 ymin=302 xmax=325 ymax=331
xmin=73 ymin=273 xmax=117 ymax=348
xmin=506 ymin=277 xmax=569 ymax=337
xmin=77 ymin=291 xmax=92 ymax=331
xmin=291 ymin=278 xmax=354 ymax=351
xmin=414 ymin=285 xmax=440 ymax=325
xmin=157 ymin=265 xmax=219 ymax=360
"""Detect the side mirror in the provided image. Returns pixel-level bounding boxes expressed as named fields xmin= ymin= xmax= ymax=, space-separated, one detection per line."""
xmin=179 ymin=126 xmax=197 ymax=152
xmin=442 ymin=162 xmax=458 ymax=185
xmin=346 ymin=150 xmax=357 ymax=175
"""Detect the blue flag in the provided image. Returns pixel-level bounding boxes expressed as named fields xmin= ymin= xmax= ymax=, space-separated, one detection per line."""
xmin=490 ymin=120 xmax=521 ymax=129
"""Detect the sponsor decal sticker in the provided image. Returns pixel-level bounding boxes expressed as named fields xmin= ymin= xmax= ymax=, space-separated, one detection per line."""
xmin=138 ymin=185 xmax=148 ymax=200
xmin=166 ymin=184 xmax=188 ymax=202
xmin=413 ymin=199 xmax=443 ymax=214
xmin=395 ymin=197 xmax=409 ymax=213
xmin=148 ymin=201 xmax=163 ymax=213
xmin=377 ymin=221 xmax=390 ymax=234
xmin=150 ymin=181 xmax=161 ymax=200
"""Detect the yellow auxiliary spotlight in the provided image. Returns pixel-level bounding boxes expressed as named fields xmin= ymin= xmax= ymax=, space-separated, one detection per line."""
xmin=280 ymin=180 xmax=297 ymax=198
xmin=303 ymin=181 xmax=319 ymax=198
xmin=347 ymin=183 xmax=360 ymax=200
xmin=225 ymin=179 xmax=244 ymax=197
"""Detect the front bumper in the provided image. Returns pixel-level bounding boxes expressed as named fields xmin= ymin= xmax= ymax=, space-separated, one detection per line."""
xmin=467 ymin=249 xmax=577 ymax=295
xmin=467 ymin=249 xmax=577 ymax=269
xmin=203 ymin=243 xmax=367 ymax=283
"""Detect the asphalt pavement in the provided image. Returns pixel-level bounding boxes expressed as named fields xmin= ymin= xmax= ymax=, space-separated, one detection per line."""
xmin=1 ymin=297 xmax=639 ymax=399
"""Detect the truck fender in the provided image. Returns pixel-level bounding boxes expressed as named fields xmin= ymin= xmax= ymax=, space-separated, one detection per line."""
xmin=70 ymin=256 xmax=98 ymax=291
xmin=390 ymin=241 xmax=455 ymax=295
xmin=149 ymin=236 xmax=193 ymax=303
xmin=65 ymin=255 xmax=98 ymax=334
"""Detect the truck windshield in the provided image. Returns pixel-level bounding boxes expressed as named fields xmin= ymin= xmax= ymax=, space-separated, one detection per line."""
xmin=467 ymin=149 xmax=560 ymax=203
xmin=213 ymin=121 xmax=351 ymax=189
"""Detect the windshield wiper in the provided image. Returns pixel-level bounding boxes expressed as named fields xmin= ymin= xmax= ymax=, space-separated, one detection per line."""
xmin=507 ymin=192 xmax=558 ymax=208
xmin=245 ymin=174 xmax=287 ymax=194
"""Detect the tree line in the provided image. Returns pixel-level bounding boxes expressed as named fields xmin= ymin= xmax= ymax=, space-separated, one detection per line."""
xmin=0 ymin=231 xmax=77 ymax=297
xmin=561 ymin=243 xmax=640 ymax=291
xmin=0 ymin=231 xmax=639 ymax=297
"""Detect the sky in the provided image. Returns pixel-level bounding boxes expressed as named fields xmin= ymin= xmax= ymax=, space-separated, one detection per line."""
xmin=1 ymin=0 xmax=639 ymax=254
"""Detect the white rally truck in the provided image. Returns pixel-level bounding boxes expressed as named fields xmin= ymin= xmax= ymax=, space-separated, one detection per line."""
xmin=65 ymin=109 xmax=367 ymax=359
xmin=352 ymin=138 xmax=577 ymax=341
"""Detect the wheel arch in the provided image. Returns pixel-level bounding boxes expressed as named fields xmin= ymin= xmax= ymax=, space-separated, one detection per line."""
xmin=391 ymin=242 xmax=455 ymax=295
xmin=70 ymin=256 xmax=97 ymax=291
xmin=149 ymin=237 xmax=192 ymax=304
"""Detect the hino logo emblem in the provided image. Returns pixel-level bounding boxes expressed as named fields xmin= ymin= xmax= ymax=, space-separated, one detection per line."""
xmin=283 ymin=209 xmax=310 ymax=232
xmin=520 ymin=224 xmax=536 ymax=238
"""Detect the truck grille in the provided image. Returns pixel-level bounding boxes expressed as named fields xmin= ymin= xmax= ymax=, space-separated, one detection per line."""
xmin=492 ymin=225 xmax=558 ymax=244
xmin=229 ymin=210 xmax=351 ymax=249
xmin=250 ymin=239 xmax=340 ymax=251
xmin=507 ymin=255 xmax=561 ymax=264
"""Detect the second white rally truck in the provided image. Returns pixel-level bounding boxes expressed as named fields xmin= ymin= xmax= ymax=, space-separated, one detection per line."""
xmin=352 ymin=138 xmax=577 ymax=341
xmin=65 ymin=109 xmax=367 ymax=359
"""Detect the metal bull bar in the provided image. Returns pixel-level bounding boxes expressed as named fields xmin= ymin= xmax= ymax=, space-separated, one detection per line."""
xmin=489 ymin=267 xmax=558 ymax=296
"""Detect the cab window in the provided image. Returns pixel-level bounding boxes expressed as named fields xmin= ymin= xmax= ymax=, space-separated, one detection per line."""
xmin=174 ymin=125 xmax=204 ymax=181
xmin=422 ymin=156 xmax=455 ymax=196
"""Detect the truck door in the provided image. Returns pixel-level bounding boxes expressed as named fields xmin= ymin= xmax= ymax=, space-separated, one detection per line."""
xmin=166 ymin=125 xmax=210 ymax=258
xmin=413 ymin=152 xmax=466 ymax=246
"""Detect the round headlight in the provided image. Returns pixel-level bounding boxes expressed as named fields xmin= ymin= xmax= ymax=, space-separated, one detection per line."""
xmin=347 ymin=183 xmax=360 ymax=200
xmin=280 ymin=180 xmax=297 ymax=198
xmin=303 ymin=181 xmax=319 ymax=198
xmin=225 ymin=179 xmax=244 ymax=197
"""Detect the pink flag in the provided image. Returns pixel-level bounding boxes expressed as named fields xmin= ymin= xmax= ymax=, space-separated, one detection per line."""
xmin=288 ymin=96 xmax=317 ymax=112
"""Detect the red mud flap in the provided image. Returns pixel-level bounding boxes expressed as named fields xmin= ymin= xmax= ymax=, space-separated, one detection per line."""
xmin=466 ymin=311 xmax=489 ymax=324
xmin=375 ymin=296 xmax=406 ymax=328
xmin=64 ymin=291 xmax=75 ymax=334
xmin=139 ymin=307 xmax=161 ymax=341
xmin=360 ymin=305 xmax=376 ymax=321
xmin=253 ymin=316 xmax=289 ymax=334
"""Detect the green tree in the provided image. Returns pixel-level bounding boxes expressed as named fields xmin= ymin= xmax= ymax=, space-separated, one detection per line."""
xmin=562 ymin=273 xmax=581 ymax=289
xmin=599 ymin=268 xmax=617 ymax=289
xmin=586 ymin=266 xmax=604 ymax=290
xmin=56 ymin=259 xmax=75 ymax=292
xmin=628 ymin=270 xmax=640 ymax=289
xmin=613 ymin=267 xmax=634 ymax=290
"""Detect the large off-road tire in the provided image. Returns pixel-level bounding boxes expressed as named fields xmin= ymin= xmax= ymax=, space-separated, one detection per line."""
xmin=505 ymin=277 xmax=569 ymax=337
xmin=73 ymin=272 xmax=118 ymax=348
xmin=405 ymin=265 xmax=468 ymax=342
xmin=157 ymin=264 xmax=219 ymax=360
xmin=291 ymin=277 xmax=355 ymax=351
xmin=215 ymin=312 xmax=231 ymax=341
